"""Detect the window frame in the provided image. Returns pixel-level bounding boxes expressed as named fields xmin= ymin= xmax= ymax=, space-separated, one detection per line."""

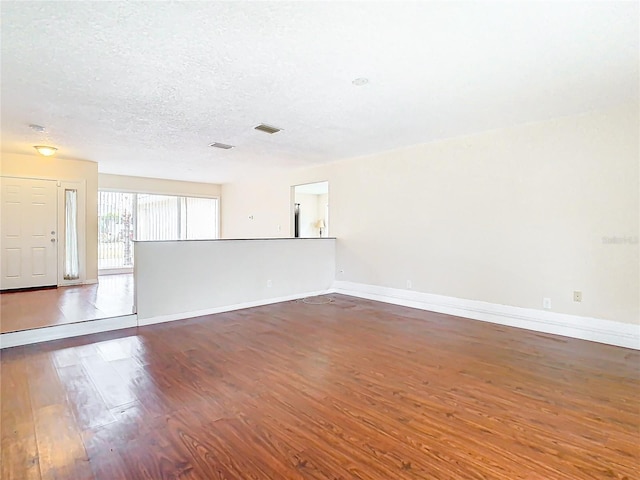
xmin=98 ymin=189 xmax=220 ymax=272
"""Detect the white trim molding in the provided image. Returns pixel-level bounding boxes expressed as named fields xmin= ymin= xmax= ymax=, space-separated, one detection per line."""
xmin=99 ymin=268 xmax=134 ymax=276
xmin=138 ymin=289 xmax=331 ymax=327
xmin=0 ymin=314 xmax=137 ymax=349
xmin=4 ymin=282 xmax=636 ymax=351
xmin=84 ymin=278 xmax=98 ymax=285
xmin=332 ymin=281 xmax=639 ymax=350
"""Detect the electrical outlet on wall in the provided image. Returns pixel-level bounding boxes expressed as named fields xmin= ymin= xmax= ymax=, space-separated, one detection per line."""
xmin=267 ymin=279 xmax=272 ymax=288
xmin=543 ymin=297 xmax=551 ymax=309
xmin=573 ymin=291 xmax=582 ymax=302
xmin=406 ymin=280 xmax=412 ymax=289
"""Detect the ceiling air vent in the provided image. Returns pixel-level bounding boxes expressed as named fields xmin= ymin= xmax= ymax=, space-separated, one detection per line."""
xmin=209 ymin=142 xmax=234 ymax=149
xmin=254 ymin=124 xmax=282 ymax=134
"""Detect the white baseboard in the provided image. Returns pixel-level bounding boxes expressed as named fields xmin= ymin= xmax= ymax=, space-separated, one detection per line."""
xmin=5 ymin=283 xmax=636 ymax=351
xmin=99 ymin=268 xmax=133 ymax=276
xmin=138 ymin=289 xmax=332 ymax=327
xmin=332 ymin=281 xmax=639 ymax=350
xmin=0 ymin=314 xmax=137 ymax=349
xmin=84 ymin=278 xmax=98 ymax=285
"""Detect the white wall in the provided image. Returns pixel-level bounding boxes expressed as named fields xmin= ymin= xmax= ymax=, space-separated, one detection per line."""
xmin=99 ymin=173 xmax=221 ymax=197
xmin=221 ymin=104 xmax=639 ymax=326
xmin=135 ymin=238 xmax=335 ymax=322
xmin=1 ymin=153 xmax=99 ymax=281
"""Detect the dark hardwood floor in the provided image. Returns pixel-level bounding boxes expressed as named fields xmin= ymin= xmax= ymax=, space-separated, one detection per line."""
xmin=1 ymin=295 xmax=638 ymax=479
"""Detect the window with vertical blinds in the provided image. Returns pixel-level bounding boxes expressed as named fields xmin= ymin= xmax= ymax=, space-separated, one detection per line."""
xmin=98 ymin=192 xmax=135 ymax=270
xmin=135 ymin=194 xmax=218 ymax=241
xmin=98 ymin=192 xmax=219 ymax=270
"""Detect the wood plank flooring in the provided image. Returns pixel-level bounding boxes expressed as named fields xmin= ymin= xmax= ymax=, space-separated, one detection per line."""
xmin=0 ymin=274 xmax=133 ymax=333
xmin=1 ymin=295 xmax=638 ymax=479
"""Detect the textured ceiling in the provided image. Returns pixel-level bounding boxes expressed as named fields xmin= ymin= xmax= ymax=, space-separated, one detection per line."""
xmin=1 ymin=1 xmax=638 ymax=184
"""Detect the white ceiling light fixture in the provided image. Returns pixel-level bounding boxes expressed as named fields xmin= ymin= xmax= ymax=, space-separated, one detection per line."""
xmin=254 ymin=124 xmax=282 ymax=134
xmin=33 ymin=145 xmax=58 ymax=156
xmin=209 ymin=142 xmax=234 ymax=149
xmin=352 ymin=77 xmax=369 ymax=86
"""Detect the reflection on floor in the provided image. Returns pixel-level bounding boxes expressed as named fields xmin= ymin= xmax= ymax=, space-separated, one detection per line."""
xmin=0 ymin=274 xmax=133 ymax=333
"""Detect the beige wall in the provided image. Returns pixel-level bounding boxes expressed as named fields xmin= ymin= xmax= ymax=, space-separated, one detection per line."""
xmin=1 ymin=153 xmax=99 ymax=280
xmin=221 ymin=104 xmax=639 ymax=325
xmin=222 ymin=180 xmax=292 ymax=239
xmin=98 ymin=174 xmax=221 ymax=197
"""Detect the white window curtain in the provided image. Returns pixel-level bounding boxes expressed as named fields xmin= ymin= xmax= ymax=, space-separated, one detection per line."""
xmin=184 ymin=197 xmax=218 ymax=239
xmin=136 ymin=194 xmax=218 ymax=241
xmin=64 ymin=189 xmax=80 ymax=280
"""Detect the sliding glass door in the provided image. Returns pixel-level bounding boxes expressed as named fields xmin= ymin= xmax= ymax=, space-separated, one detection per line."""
xmin=98 ymin=191 xmax=219 ymax=271
xmin=98 ymin=192 xmax=135 ymax=271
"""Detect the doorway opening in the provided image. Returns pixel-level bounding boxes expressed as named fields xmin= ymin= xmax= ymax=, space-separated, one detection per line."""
xmin=292 ymin=181 xmax=329 ymax=238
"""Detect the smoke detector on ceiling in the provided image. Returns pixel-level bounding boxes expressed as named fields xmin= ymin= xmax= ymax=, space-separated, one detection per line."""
xmin=209 ymin=142 xmax=234 ymax=149
xmin=352 ymin=77 xmax=369 ymax=86
xmin=254 ymin=124 xmax=282 ymax=134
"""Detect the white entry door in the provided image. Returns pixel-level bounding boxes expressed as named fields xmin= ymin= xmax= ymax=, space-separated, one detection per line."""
xmin=1 ymin=177 xmax=58 ymax=290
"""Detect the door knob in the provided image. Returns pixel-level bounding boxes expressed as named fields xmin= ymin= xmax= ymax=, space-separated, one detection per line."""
xmin=50 ymin=238 xmax=56 ymax=243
